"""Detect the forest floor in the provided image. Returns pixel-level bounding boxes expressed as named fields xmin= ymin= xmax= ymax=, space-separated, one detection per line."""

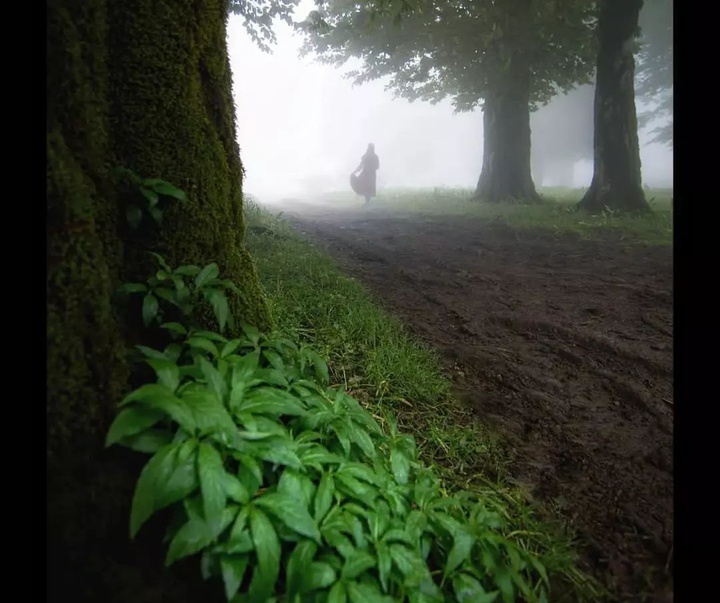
xmin=261 ymin=193 xmax=673 ymax=602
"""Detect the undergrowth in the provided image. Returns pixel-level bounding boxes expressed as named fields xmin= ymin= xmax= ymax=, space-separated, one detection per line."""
xmin=243 ymin=199 xmax=604 ymax=601
xmin=104 ymin=174 xmax=603 ymax=602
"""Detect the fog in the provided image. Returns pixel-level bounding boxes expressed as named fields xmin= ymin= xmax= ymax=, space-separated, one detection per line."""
xmin=228 ymin=3 xmax=673 ymax=201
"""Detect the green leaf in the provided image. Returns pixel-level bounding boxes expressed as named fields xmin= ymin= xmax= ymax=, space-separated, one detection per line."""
xmin=389 ymin=544 xmax=428 ymax=587
xmin=119 ymin=282 xmax=147 ymax=294
xmin=306 ymin=350 xmax=329 ymax=385
xmin=130 ymin=440 xmax=199 ymax=538
xmin=199 ymin=356 xmax=227 ymax=403
xmin=121 ymin=384 xmax=196 ymax=432
xmin=250 ymin=438 xmax=302 ymax=469
xmin=336 ymin=471 xmax=377 ymax=504
xmin=180 ymin=387 xmax=238 ymax=443
xmin=347 ymin=424 xmax=376 ymax=459
xmin=248 ymin=506 xmax=281 ymax=602
xmin=162 ymin=322 xmax=187 ymax=336
xmin=341 ymin=550 xmax=376 ymax=580
xmin=221 ymin=554 xmax=249 ymax=601
xmin=376 ymin=543 xmax=392 ymax=591
xmin=140 ymin=186 xmax=160 ymax=208
xmin=327 ymin=580 xmax=347 ymax=603
xmin=174 ymin=264 xmax=201 ymax=276
xmin=390 ymin=447 xmax=410 ymax=485
xmin=221 ymin=338 xmax=244 ymax=358
xmin=142 ymin=294 xmax=159 ymax=326
xmin=187 ymin=336 xmax=219 ymax=358
xmin=452 ymin=573 xmax=498 ymax=603
xmin=286 ymin=540 xmax=318 ymax=597
xmin=144 ymin=179 xmax=188 ymax=201
xmin=314 ymin=473 xmax=335 ymax=523
xmin=166 ymin=517 xmax=214 ymax=565
xmin=146 ymin=358 xmax=180 ymax=392
xmin=347 ymin=581 xmax=393 ymax=603
xmin=278 ymin=469 xmax=315 ymax=509
xmin=119 ymin=428 xmax=174 ymax=453
xmin=106 ymin=405 xmax=165 ymax=447
xmin=225 ymin=508 xmax=254 ymax=554
xmin=445 ymin=529 xmax=475 ymax=578
xmin=222 ymin=472 xmax=250 ymax=505
xmin=239 ymin=388 xmax=306 ymax=417
xmin=126 ymin=204 xmax=142 ymax=229
xmin=135 ymin=345 xmax=167 ymax=360
xmin=304 ymin=562 xmax=336 ymax=592
xmin=205 ymin=288 xmax=231 ymax=333
xmin=196 ymin=263 xmax=220 ymax=288
xmin=255 ymin=492 xmax=321 ymax=542
xmin=198 ymin=442 xmax=228 ymax=527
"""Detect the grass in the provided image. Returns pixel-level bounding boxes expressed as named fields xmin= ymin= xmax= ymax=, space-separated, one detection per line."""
xmin=243 ymin=199 xmax=606 ymax=601
xmin=309 ymin=186 xmax=673 ymax=245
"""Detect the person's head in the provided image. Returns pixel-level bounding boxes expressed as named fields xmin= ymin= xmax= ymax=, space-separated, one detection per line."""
xmin=367 ymin=143 xmax=375 ymax=152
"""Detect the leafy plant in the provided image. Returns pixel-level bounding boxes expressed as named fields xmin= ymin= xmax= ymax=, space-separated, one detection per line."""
xmin=114 ymin=167 xmax=188 ymax=229
xmin=108 ymin=256 xmax=557 ymax=602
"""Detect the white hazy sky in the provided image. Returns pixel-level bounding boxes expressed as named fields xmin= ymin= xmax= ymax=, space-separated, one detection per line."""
xmin=227 ymin=3 xmax=672 ymax=199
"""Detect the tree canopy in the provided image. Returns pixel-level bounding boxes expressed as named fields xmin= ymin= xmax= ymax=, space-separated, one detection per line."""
xmin=636 ymin=0 xmax=672 ymax=147
xmin=299 ymin=0 xmax=597 ymax=113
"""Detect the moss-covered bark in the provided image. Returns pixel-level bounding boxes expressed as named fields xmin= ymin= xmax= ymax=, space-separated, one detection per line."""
xmin=47 ymin=0 xmax=269 ymax=599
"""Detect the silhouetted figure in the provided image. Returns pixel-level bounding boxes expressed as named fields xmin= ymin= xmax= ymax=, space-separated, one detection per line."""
xmin=350 ymin=143 xmax=380 ymax=205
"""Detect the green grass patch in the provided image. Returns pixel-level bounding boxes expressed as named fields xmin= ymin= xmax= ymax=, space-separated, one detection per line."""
xmin=244 ymin=199 xmax=606 ymax=601
xmin=311 ymin=187 xmax=673 ymax=245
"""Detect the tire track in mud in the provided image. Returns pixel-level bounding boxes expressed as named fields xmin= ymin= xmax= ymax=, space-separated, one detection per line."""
xmin=281 ymin=204 xmax=673 ymax=602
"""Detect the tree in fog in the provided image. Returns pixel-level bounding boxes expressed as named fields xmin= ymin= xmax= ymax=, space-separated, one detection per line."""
xmin=48 ymin=0 xmax=278 ymax=599
xmin=579 ymin=0 xmax=650 ymax=213
xmin=636 ymin=0 xmax=672 ymax=147
xmin=300 ymin=0 xmax=596 ymax=203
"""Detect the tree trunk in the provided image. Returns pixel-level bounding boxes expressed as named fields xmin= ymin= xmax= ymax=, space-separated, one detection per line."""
xmin=47 ymin=0 xmax=269 ymax=600
xmin=579 ymin=0 xmax=649 ymax=213
xmin=475 ymin=59 xmax=541 ymax=203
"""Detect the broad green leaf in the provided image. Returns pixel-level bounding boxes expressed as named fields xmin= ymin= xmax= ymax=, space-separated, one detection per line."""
xmin=248 ymin=506 xmax=281 ymax=602
xmin=140 ymin=186 xmax=160 ymax=208
xmin=196 ymin=263 xmax=220 ymax=288
xmin=198 ymin=442 xmax=227 ymax=527
xmin=106 ymin=405 xmax=165 ymax=447
xmin=278 ymin=469 xmax=315 ymax=509
xmin=347 ymin=581 xmax=394 ymax=603
xmin=376 ymin=542 xmax=392 ymax=591
xmin=314 ymin=473 xmax=335 ymax=522
xmin=495 ymin=566 xmax=515 ymax=603
xmin=121 ymin=384 xmax=196 ymax=432
xmin=347 ymin=425 xmax=376 ymax=459
xmin=161 ymin=322 xmax=187 ymax=335
xmin=252 ymin=368 xmax=289 ymax=388
xmin=241 ymin=323 xmax=261 ymax=346
xmin=135 ymin=345 xmax=167 ymax=360
xmin=119 ymin=282 xmax=147 ymax=294
xmin=129 ymin=440 xmax=198 ymax=537
xmin=208 ymin=289 xmax=232 ymax=333
xmin=166 ymin=517 xmax=213 ymax=565
xmin=262 ymin=349 xmax=285 ymax=372
xmin=303 ymin=562 xmax=336 ymax=592
xmin=239 ymin=388 xmax=306 ymax=416
xmin=452 ymin=573 xmax=498 ymax=603
xmin=174 ymin=264 xmax=202 ymax=276
xmin=199 ymin=356 xmax=227 ymax=403
xmin=154 ymin=287 xmax=178 ymax=306
xmin=255 ymin=492 xmax=321 ymax=542
xmin=327 ymin=580 xmax=347 ymax=603
xmin=389 ymin=544 xmax=428 ymax=587
xmin=390 ymin=447 xmax=410 ymax=485
xmin=341 ymin=550 xmax=376 ymax=580
xmin=248 ymin=437 xmax=302 ymax=469
xmin=187 ymin=336 xmax=219 ymax=358
xmin=146 ymin=358 xmax=180 ymax=392
xmin=236 ymin=453 xmax=264 ymax=486
xmin=126 ymin=204 xmax=142 ymax=229
xmin=221 ymin=338 xmax=244 ymax=358
xmin=222 ymin=472 xmax=250 ymax=505
xmin=179 ymin=387 xmax=237 ymax=441
xmin=382 ymin=529 xmax=414 ymax=546
xmin=285 ymin=540 xmax=318 ymax=597
xmin=142 ymin=294 xmax=159 ymax=326
xmin=144 ymin=179 xmax=188 ymax=201
xmin=336 ymin=471 xmax=377 ymax=503
xmin=306 ymin=350 xmax=329 ymax=385
xmin=445 ymin=529 xmax=475 ymax=578
xmin=221 ymin=554 xmax=249 ymax=601
xmin=119 ymin=428 xmax=174 ymax=453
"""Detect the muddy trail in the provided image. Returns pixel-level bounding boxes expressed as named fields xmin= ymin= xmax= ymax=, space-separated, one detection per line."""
xmin=274 ymin=201 xmax=673 ymax=602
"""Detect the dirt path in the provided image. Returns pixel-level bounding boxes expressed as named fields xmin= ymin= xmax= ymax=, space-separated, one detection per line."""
xmin=273 ymin=201 xmax=673 ymax=602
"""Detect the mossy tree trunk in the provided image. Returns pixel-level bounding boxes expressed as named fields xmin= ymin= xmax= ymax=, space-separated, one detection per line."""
xmin=579 ymin=0 xmax=649 ymax=213
xmin=47 ymin=0 xmax=269 ymax=600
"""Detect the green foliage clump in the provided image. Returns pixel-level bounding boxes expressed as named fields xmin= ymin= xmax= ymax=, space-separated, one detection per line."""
xmin=109 ymin=255 xmax=557 ymax=603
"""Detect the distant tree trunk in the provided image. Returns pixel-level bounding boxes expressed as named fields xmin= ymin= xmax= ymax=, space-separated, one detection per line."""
xmin=579 ymin=0 xmax=649 ymax=213
xmin=47 ymin=0 xmax=270 ymax=600
xmin=475 ymin=58 xmax=541 ymax=203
